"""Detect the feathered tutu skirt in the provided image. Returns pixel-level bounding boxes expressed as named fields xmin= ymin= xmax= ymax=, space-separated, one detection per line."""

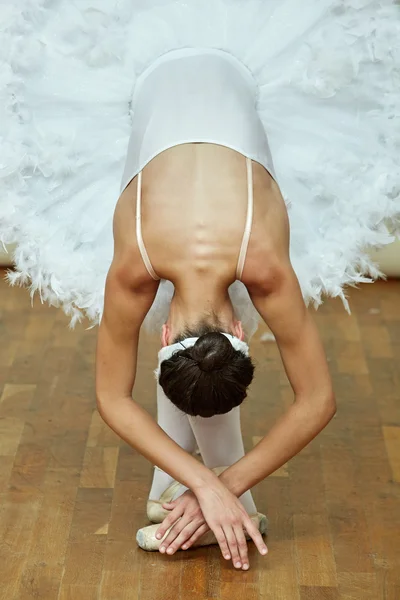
xmin=1 ymin=0 xmax=399 ymax=335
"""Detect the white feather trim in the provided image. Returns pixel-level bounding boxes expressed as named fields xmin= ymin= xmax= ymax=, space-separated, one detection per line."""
xmin=0 ymin=0 xmax=399 ymax=334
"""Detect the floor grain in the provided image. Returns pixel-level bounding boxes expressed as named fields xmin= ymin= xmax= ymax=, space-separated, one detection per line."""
xmin=0 ymin=270 xmax=399 ymax=599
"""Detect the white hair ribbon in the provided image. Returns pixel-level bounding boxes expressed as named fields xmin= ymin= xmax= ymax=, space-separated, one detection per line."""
xmin=155 ymin=333 xmax=249 ymax=377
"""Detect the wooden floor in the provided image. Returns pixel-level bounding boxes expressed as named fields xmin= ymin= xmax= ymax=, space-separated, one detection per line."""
xmin=0 ymin=270 xmax=399 ymax=600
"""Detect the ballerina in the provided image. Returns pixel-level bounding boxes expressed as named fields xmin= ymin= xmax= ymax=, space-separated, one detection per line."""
xmin=97 ymin=130 xmax=336 ymax=570
xmin=1 ymin=0 xmax=399 ymax=572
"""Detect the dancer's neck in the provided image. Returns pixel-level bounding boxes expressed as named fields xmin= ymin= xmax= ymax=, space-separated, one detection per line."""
xmin=163 ymin=284 xmax=240 ymax=344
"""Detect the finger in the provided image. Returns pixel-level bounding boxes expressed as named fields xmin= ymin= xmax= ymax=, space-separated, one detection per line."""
xmin=162 ymin=497 xmax=180 ymax=508
xmin=233 ymin=525 xmax=249 ymax=570
xmin=212 ymin=526 xmax=232 ymax=562
xmin=162 ymin=501 xmax=176 ymax=509
xmin=156 ymin=506 xmax=184 ymax=540
xmin=181 ymin=523 xmax=210 ymax=550
xmin=163 ymin=520 xmax=202 ymax=554
xmin=243 ymin=517 xmax=268 ymax=557
xmin=222 ymin=525 xmax=242 ymax=568
xmin=158 ymin=517 xmax=188 ymax=554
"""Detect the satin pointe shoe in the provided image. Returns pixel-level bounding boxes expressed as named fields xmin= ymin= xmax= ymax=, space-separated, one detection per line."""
xmin=136 ymin=511 xmax=268 ymax=552
xmin=146 ymin=466 xmax=229 ymax=524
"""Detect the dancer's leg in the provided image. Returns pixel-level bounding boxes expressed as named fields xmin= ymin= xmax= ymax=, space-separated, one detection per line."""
xmin=149 ymin=384 xmax=257 ymax=513
xmin=188 ymin=407 xmax=257 ymax=515
xmin=148 ymin=382 xmax=197 ymax=500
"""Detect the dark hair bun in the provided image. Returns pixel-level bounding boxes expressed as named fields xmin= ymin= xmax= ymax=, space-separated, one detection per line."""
xmin=191 ymin=332 xmax=235 ymax=372
xmin=159 ymin=330 xmax=254 ymax=417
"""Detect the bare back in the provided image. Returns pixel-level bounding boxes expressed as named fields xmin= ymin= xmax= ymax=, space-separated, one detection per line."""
xmin=112 ymin=143 xmax=290 ymax=293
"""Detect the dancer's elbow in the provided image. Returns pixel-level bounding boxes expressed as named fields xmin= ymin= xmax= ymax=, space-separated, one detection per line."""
xmin=321 ymin=391 xmax=337 ymax=422
xmin=296 ymin=387 xmax=336 ymax=428
xmin=311 ymin=388 xmax=337 ymax=426
xmin=96 ymin=391 xmax=114 ymax=422
xmin=96 ymin=390 xmax=136 ymax=425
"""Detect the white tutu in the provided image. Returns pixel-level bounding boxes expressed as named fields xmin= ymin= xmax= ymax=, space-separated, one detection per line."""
xmin=1 ymin=0 xmax=399 ymax=334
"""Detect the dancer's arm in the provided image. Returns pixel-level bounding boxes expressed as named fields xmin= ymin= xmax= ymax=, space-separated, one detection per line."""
xmin=218 ymin=263 xmax=336 ymax=497
xmin=96 ymin=265 xmax=217 ymax=493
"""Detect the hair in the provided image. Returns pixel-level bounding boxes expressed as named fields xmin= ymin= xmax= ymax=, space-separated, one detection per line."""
xmin=158 ymin=318 xmax=255 ymax=417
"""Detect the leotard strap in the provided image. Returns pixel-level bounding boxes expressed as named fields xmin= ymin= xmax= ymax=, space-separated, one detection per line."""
xmin=136 ymin=171 xmax=160 ymax=281
xmin=236 ymin=157 xmax=254 ymax=281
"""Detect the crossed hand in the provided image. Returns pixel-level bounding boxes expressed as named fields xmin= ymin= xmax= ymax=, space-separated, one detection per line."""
xmin=155 ymin=484 xmax=268 ymax=570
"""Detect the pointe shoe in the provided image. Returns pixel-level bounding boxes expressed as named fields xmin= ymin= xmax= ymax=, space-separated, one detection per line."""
xmin=147 ymin=466 xmax=229 ymax=524
xmin=136 ymin=511 xmax=268 ymax=552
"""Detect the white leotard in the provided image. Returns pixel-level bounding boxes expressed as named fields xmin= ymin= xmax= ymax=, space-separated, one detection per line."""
xmin=119 ymin=47 xmax=276 ymax=281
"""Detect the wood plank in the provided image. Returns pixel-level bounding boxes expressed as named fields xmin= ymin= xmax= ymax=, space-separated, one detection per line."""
xmin=139 ymin=551 xmax=182 ymax=600
xmin=80 ymin=447 xmax=119 ymax=488
xmin=58 ymin=584 xmax=100 ymax=599
xmin=61 ymin=540 xmax=106 ymax=586
xmin=206 ymin=547 xmax=222 ymax=598
xmin=382 ymin=426 xmax=400 ymax=483
xmin=0 ymin=416 xmax=25 ymax=455
xmin=21 ymin=489 xmax=77 ymax=568
xmin=0 ymin=383 xmax=36 ymax=415
xmin=18 ymin=565 xmax=63 ymax=600
xmin=100 ymin=541 xmax=141 ymax=600
xmin=361 ymin=325 xmax=393 ymax=358
xmin=259 ymin=541 xmax=299 ymax=600
xmin=219 ymin=540 xmax=260 ymax=600
xmin=0 ymin=339 xmax=19 ymax=368
xmin=0 ymin=455 xmax=14 ymax=492
xmin=293 ymin=514 xmax=337 ymax=587
xmin=336 ymin=341 xmax=369 ymax=375
xmin=180 ymin=547 xmax=210 ymax=599
xmin=299 ymin=586 xmax=339 ymax=599
xmin=8 ymin=442 xmax=50 ymax=492
xmin=259 ymin=472 xmax=297 ymax=599
xmin=86 ymin=409 xmax=121 ymax=447
xmin=321 ymin=440 xmax=375 ymax=575
xmin=0 ymin=498 xmax=42 ymax=598
xmin=108 ymin=480 xmax=149 ymax=542
xmin=337 ymin=572 xmax=379 ymax=600
xmin=100 ymin=570 xmax=141 ymax=600
xmin=69 ymin=488 xmax=113 ymax=542
xmin=7 ymin=339 xmax=48 ymax=384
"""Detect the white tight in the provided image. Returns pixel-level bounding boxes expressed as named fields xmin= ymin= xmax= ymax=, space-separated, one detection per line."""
xmin=149 ymin=382 xmax=257 ymax=515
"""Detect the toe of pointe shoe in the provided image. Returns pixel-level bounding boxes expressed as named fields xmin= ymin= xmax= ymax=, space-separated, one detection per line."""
xmin=257 ymin=512 xmax=268 ymax=536
xmin=136 ymin=524 xmax=164 ymax=551
xmin=146 ymin=500 xmax=169 ymax=524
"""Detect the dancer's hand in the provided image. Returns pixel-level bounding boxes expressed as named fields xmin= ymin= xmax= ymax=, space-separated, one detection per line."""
xmin=155 ymin=485 xmax=268 ymax=570
xmin=156 ymin=490 xmax=210 ymax=554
